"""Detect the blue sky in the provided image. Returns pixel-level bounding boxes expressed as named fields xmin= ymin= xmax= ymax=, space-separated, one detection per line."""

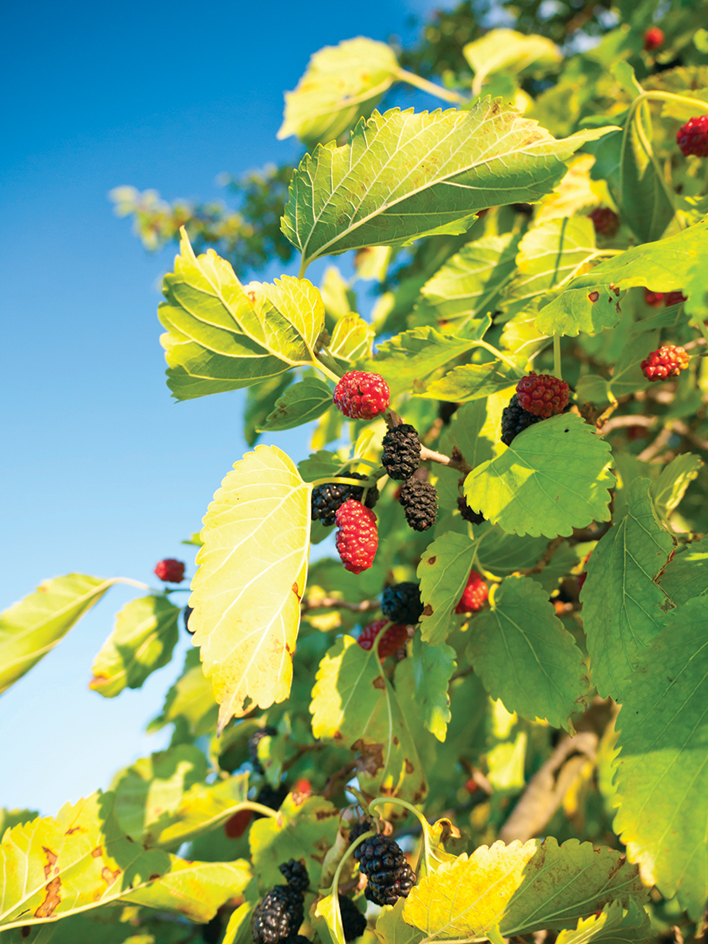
xmin=0 ymin=0 xmax=454 ymax=815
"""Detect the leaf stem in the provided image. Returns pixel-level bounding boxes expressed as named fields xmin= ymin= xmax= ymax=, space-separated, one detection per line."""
xmin=316 ymin=349 xmax=347 ymax=382
xmin=395 ymin=68 xmax=466 ymax=104
xmin=369 ymin=797 xmax=433 ymax=874
xmin=553 ymin=334 xmax=562 ymax=381
xmin=473 ymin=340 xmax=524 ymax=375
xmin=115 ymin=577 xmax=151 ymax=590
xmin=320 ymin=829 xmax=376 ymax=896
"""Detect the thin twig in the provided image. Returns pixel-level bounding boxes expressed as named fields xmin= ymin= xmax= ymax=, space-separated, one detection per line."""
xmin=637 ymin=426 xmax=673 ymax=462
xmin=600 ymin=414 xmax=656 ymax=434
xmin=420 ymin=444 xmax=473 ymax=475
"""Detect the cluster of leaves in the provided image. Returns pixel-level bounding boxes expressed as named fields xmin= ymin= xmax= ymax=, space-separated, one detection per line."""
xmin=5 ymin=2 xmax=708 ymax=944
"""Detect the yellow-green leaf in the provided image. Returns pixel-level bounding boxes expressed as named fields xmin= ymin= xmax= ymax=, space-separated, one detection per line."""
xmin=555 ymin=901 xmax=651 ymax=944
xmin=190 ymin=445 xmax=311 ymax=733
xmin=417 ymin=533 xmax=476 ymax=645
xmin=0 ymin=574 xmax=117 ymax=696
xmin=464 ymin=29 xmax=561 ymax=96
xmin=89 ymin=595 xmax=180 ymax=698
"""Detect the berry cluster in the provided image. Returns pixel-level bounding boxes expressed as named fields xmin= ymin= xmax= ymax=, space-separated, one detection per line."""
xmin=154 ymin=558 xmax=185 ymax=583
xmin=382 ymin=582 xmax=424 ymax=625
xmin=353 ymin=832 xmax=417 ymax=906
xmin=252 ymin=860 xmax=310 ymax=944
xmin=381 ymin=424 xmax=421 ymax=480
xmin=333 ymin=371 xmax=390 ymax=420
xmin=455 ymin=570 xmax=489 ymax=613
xmin=501 ymin=374 xmax=569 ymax=447
xmin=358 ymin=619 xmax=409 ymax=658
xmin=335 ymin=500 xmax=378 ymax=573
xmin=311 ymin=472 xmax=379 ymax=527
xmin=677 ymin=115 xmax=708 ymax=158
xmin=399 ymin=477 xmax=438 ymax=531
xmin=640 ymin=345 xmax=689 ymax=381
xmin=338 ymin=895 xmax=367 ymax=942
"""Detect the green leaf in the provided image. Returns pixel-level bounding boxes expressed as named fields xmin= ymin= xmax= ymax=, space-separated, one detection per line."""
xmin=402 ymin=836 xmax=646 ymax=940
xmin=659 ymin=546 xmax=708 ymax=606
xmin=278 ymin=37 xmax=399 ymax=147
xmin=376 ymin=899 xmax=425 ymax=944
xmin=536 ymin=219 xmax=708 ymax=338
xmin=0 ymin=791 xmax=251 ymax=931
xmin=613 ymin=597 xmax=708 ymax=918
xmin=503 ymin=217 xmax=602 ymax=325
xmin=249 ymin=793 xmax=339 ymax=889
xmin=467 ymin=576 xmax=587 ymax=728
xmin=474 ymin=528 xmax=548 ymax=578
xmin=189 ymin=445 xmax=311 ymax=733
xmin=464 ymin=414 xmax=614 ymax=538
xmin=0 ymin=808 xmax=38 ymax=835
xmin=367 ymin=326 xmax=486 ymax=398
xmin=282 ymin=105 xmax=616 ymax=270
xmin=580 ymin=478 xmax=673 ymax=700
xmin=417 ymin=532 xmax=476 ymax=645
xmin=158 ymin=232 xmax=324 ymax=400
xmin=297 ymin=450 xmax=344 ymax=483
xmin=310 ymin=636 xmax=427 ymax=806
xmin=650 ymin=453 xmax=703 ymax=520
xmin=554 ymin=901 xmax=651 ymax=944
xmin=89 ymin=595 xmax=180 ymax=698
xmin=418 ymin=233 xmax=520 ymax=328
xmin=0 ymin=574 xmax=117 ymax=696
xmin=314 ymin=891 xmax=346 ymax=944
xmin=411 ymin=635 xmax=456 ymax=741
xmin=439 ymin=397 xmax=505 ymax=470
xmin=417 ymin=361 xmax=518 ymax=402
xmin=328 ymin=313 xmax=374 ymax=363
xmin=260 ymin=377 xmax=333 ymax=432
xmin=244 ymin=374 xmax=294 ymax=447
xmin=463 ymin=29 xmax=562 ymax=94
xmin=148 ymin=648 xmax=218 ymax=739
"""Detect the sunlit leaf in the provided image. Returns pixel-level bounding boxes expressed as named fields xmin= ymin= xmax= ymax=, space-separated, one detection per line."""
xmin=328 ymin=313 xmax=375 ymax=364
xmin=555 ymin=901 xmax=651 ymax=944
xmin=650 ymin=453 xmax=703 ymax=520
xmin=613 ymin=596 xmax=708 ymax=918
xmin=467 ymin=576 xmax=586 ymax=728
xmin=659 ymin=546 xmax=708 ymax=606
xmin=402 ymin=836 xmax=646 ymax=939
xmin=89 ymin=595 xmax=180 ymax=698
xmin=0 ymin=574 xmax=117 ymax=696
xmin=417 ymin=361 xmax=517 ymax=402
xmin=464 ymin=414 xmax=614 ymax=538
xmin=463 ymin=29 xmax=561 ymax=95
xmin=190 ymin=445 xmax=311 ymax=733
xmin=411 ymin=634 xmax=456 ymax=741
xmin=148 ymin=648 xmax=219 ymax=739
xmin=417 ymin=532 xmax=476 ymax=645
xmin=283 ymin=105 xmax=616 ymax=270
xmin=535 ymin=155 xmax=600 ymax=225
xmin=260 ymin=377 xmax=333 ymax=431
xmin=278 ymin=37 xmax=399 ymax=147
xmin=580 ymin=479 xmax=673 ymax=700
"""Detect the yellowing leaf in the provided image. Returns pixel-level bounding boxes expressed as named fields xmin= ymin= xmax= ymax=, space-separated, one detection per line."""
xmin=0 ymin=574 xmax=117 ymax=696
xmin=403 ymin=837 xmax=646 ymax=940
xmin=190 ymin=445 xmax=311 ymax=733
xmin=279 ymin=37 xmax=399 ymax=147
xmin=555 ymin=901 xmax=651 ymax=944
xmin=89 ymin=595 xmax=180 ymax=698
xmin=464 ymin=29 xmax=562 ymax=96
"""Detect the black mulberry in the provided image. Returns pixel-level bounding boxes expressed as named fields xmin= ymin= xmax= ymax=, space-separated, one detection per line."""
xmin=500 ymin=394 xmax=542 ymax=446
xmin=457 ymin=497 xmax=485 ymax=525
xmin=399 ymin=479 xmax=438 ymax=531
xmin=381 ymin=583 xmax=424 ymax=625
xmin=381 ymin=424 xmax=421 ymax=480
xmin=353 ymin=834 xmax=416 ymax=907
xmin=339 ymin=895 xmax=367 ymax=941
xmin=252 ymin=886 xmax=304 ymax=944
xmin=311 ymin=473 xmax=379 ymax=527
xmin=183 ymin=605 xmax=195 ymax=634
xmin=279 ymin=858 xmax=310 ymax=893
xmin=248 ymin=727 xmax=277 ymax=773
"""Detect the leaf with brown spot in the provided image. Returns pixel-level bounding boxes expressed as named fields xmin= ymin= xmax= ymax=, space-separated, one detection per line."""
xmin=35 ymin=878 xmax=61 ymax=918
xmin=417 ymin=533 xmax=476 ymax=645
xmin=310 ymin=636 xmax=427 ymax=808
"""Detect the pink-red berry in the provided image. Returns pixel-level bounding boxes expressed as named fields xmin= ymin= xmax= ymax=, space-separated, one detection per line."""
xmin=358 ymin=619 xmax=409 ymax=658
xmin=455 ymin=570 xmax=489 ymax=614
xmin=664 ymin=291 xmax=687 ymax=306
xmin=333 ymin=371 xmax=390 ymax=420
xmin=515 ymin=372 xmax=570 ymax=418
xmin=588 ymin=207 xmax=619 ymax=237
xmin=677 ymin=115 xmax=708 ymax=158
xmin=641 ymin=345 xmax=689 ymax=381
xmin=154 ymin=558 xmax=186 ymax=583
xmin=335 ymin=500 xmax=378 ymax=574
xmin=643 ymin=26 xmax=664 ymax=51
xmin=644 ymin=288 xmax=687 ymax=307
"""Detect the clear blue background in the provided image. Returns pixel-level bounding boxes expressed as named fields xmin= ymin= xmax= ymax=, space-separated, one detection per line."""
xmin=0 ymin=0 xmax=450 ymax=815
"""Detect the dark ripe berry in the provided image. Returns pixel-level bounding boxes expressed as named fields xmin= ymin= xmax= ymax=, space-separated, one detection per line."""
xmin=183 ymin=605 xmax=195 ymax=633
xmin=588 ymin=207 xmax=619 ymax=237
xmin=311 ymin=473 xmax=379 ymax=527
xmin=664 ymin=291 xmax=687 ymax=306
xmin=255 ymin=783 xmax=289 ymax=817
xmin=333 ymin=371 xmax=390 ymax=420
xmin=354 ymin=834 xmax=416 ymax=907
xmin=381 ymin=424 xmax=421 ymax=480
xmin=455 ymin=570 xmax=489 ymax=613
xmin=501 ymin=394 xmax=542 ymax=446
xmin=154 ymin=558 xmax=186 ymax=583
xmin=335 ymin=500 xmax=378 ymax=574
xmin=279 ymin=859 xmax=310 ymax=893
xmin=641 ymin=345 xmax=689 ymax=381
xmin=381 ymin=582 xmax=424 ymax=625
xmin=677 ymin=115 xmax=708 ymax=157
xmin=349 ymin=819 xmax=373 ymax=844
xmin=438 ymin=401 xmax=459 ymax=424
xmin=457 ymin=496 xmax=485 ymax=525
xmin=224 ymin=808 xmax=252 ymax=838
xmin=339 ymin=895 xmax=367 ymax=941
xmin=644 ymin=26 xmax=664 ymax=51
xmin=644 ymin=288 xmax=664 ymax=308
xmin=248 ymin=727 xmax=278 ymax=772
xmin=516 ymin=372 xmax=569 ymax=418
xmin=511 ymin=203 xmax=533 ymax=215
xmin=399 ymin=480 xmax=438 ymax=531
xmin=358 ymin=620 xmax=409 ymax=658
xmin=252 ymin=886 xmax=304 ymax=944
